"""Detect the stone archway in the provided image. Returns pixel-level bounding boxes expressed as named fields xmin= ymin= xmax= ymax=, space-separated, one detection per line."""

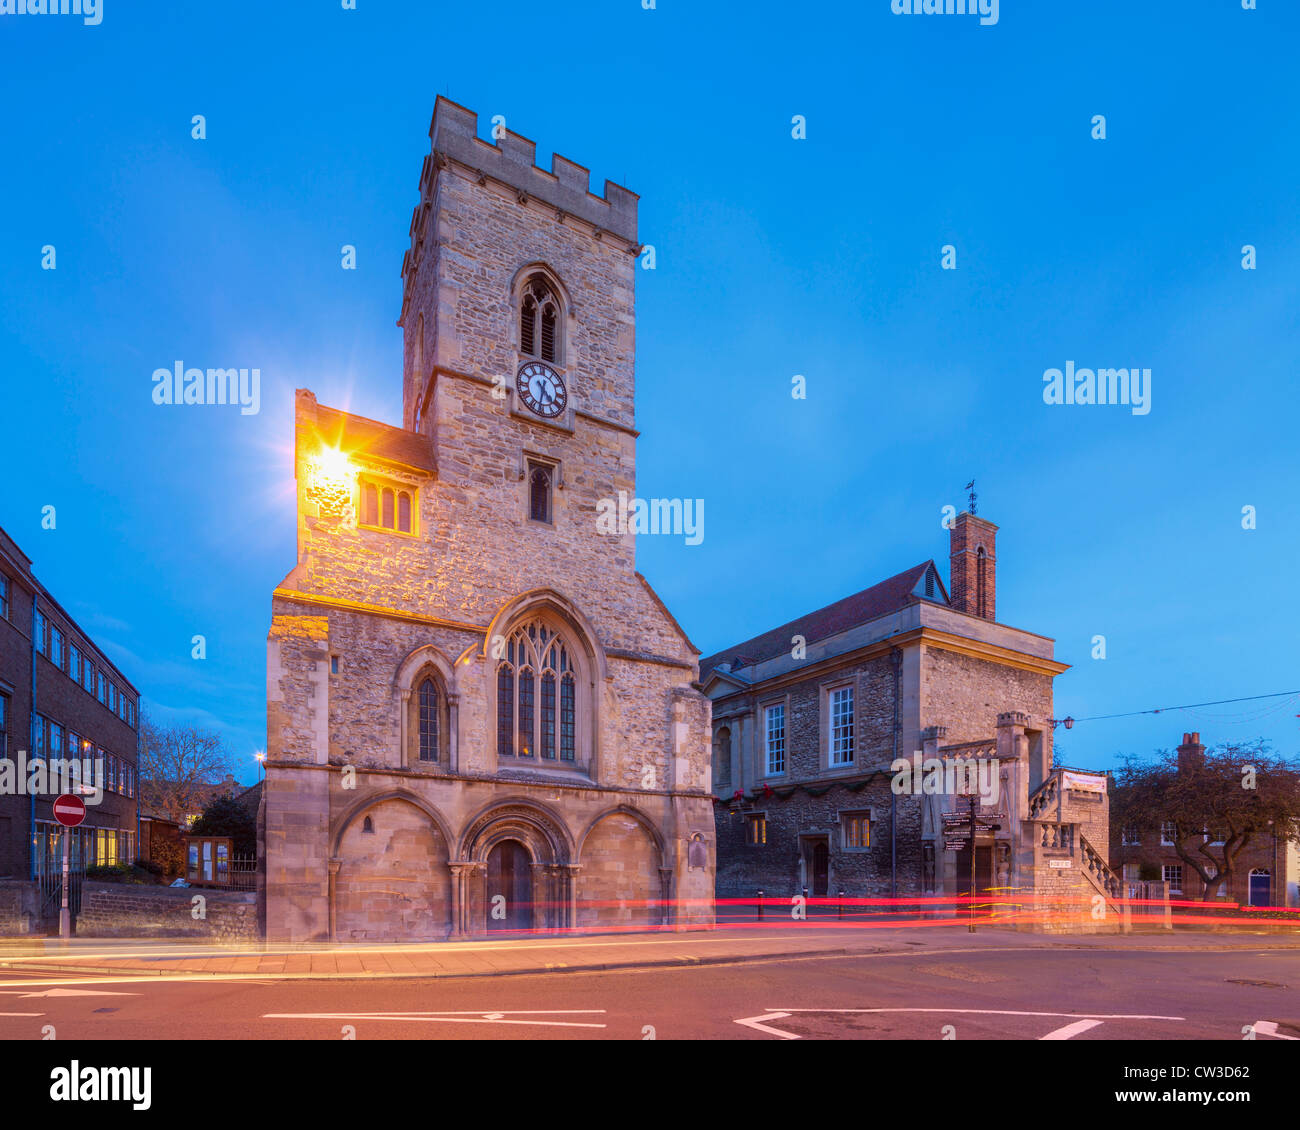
xmin=332 ymin=793 xmax=452 ymax=941
xmin=576 ymin=808 xmax=665 ymax=931
xmin=457 ymin=798 xmax=575 ymax=934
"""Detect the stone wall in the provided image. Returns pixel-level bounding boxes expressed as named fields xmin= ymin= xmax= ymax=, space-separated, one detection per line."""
xmin=0 ymin=880 xmax=40 ymax=935
xmin=74 ymin=883 xmax=257 ymax=941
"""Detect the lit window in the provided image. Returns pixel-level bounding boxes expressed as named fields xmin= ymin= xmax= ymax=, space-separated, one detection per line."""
xmin=765 ymin=704 xmax=785 ymax=775
xmin=830 ymin=685 xmax=854 ymax=766
xmin=497 ymin=619 xmax=579 ymax=763
xmin=843 ymin=812 xmax=871 ymax=849
xmin=747 ymin=814 xmax=767 ymax=846
xmin=358 ymin=474 xmax=415 ymax=535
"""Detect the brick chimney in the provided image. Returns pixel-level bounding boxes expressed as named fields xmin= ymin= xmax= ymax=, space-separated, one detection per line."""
xmin=949 ymin=512 xmax=997 ymax=620
xmin=1176 ymin=732 xmax=1205 ymax=773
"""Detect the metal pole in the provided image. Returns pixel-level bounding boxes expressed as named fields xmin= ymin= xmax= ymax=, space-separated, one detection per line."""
xmin=59 ymin=828 xmax=70 ymax=940
xmin=968 ymin=793 xmax=976 ymax=934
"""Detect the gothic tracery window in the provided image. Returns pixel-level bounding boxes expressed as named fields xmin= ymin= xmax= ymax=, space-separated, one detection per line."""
xmin=519 ymin=276 xmax=560 ymax=364
xmin=496 ymin=619 xmax=578 ymax=762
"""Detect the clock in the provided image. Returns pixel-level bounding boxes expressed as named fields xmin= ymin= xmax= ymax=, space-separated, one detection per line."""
xmin=515 ymin=362 xmax=567 ymax=419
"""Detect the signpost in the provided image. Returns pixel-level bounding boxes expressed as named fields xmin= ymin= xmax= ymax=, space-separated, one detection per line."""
xmin=52 ymin=794 xmax=86 ymax=940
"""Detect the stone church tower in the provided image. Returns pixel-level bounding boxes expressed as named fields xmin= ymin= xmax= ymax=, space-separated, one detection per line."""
xmin=261 ymin=97 xmax=715 ymax=942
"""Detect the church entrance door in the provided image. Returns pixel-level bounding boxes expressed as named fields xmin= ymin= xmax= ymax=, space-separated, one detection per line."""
xmin=486 ymin=839 xmax=534 ymax=931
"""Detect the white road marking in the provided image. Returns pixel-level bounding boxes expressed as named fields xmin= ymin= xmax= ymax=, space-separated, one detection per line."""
xmin=737 ymin=1007 xmax=1183 ymax=1040
xmin=0 ymin=1012 xmax=44 ymax=1017
xmin=0 ymin=988 xmax=137 ymax=999
xmin=262 ymin=1009 xmax=607 ymax=1030
xmin=1252 ymin=1021 xmax=1299 ymax=1040
xmin=735 ymin=1012 xmax=801 ymax=1039
xmin=1040 ymin=1019 xmax=1104 ymax=1040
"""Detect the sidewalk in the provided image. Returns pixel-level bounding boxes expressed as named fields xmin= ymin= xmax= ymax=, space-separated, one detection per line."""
xmin=2 ymin=921 xmax=1298 ymax=983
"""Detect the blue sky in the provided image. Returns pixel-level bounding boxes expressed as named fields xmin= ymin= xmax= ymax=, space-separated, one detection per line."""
xmin=1 ymin=1 xmax=1296 ymax=783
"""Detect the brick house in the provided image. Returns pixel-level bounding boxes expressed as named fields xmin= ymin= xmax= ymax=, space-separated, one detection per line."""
xmin=0 ymin=524 xmax=140 ymax=884
xmin=261 ymin=98 xmax=714 ymax=943
xmin=1110 ymin=732 xmax=1300 ymax=907
xmin=703 ymin=513 xmax=1119 ymax=916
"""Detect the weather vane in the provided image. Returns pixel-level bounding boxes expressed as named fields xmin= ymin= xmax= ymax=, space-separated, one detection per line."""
xmin=965 ymin=479 xmax=977 ymax=515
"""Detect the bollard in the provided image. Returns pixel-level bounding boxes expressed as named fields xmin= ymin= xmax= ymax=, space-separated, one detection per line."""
xmin=838 ymin=889 xmax=845 ymax=919
xmin=756 ymin=889 xmax=764 ymax=921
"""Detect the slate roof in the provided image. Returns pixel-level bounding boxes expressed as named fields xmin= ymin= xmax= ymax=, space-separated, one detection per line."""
xmin=698 ymin=561 xmax=938 ymax=681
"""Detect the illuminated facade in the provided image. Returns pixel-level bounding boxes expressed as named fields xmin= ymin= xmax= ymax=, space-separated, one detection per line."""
xmin=261 ymin=98 xmax=715 ymax=942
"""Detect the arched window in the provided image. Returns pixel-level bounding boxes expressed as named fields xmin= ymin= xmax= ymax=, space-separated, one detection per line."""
xmin=519 ymin=275 xmax=561 ymax=364
xmin=713 ymin=726 xmax=731 ymax=788
xmin=418 ymin=677 xmax=439 ymax=762
xmin=496 ymin=619 xmax=578 ymax=762
xmin=529 ymin=464 xmax=552 ymax=523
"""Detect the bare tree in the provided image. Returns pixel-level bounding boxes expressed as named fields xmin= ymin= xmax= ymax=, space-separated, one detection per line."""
xmin=137 ymin=714 xmax=235 ymax=825
xmin=1112 ymin=740 xmax=1300 ymax=901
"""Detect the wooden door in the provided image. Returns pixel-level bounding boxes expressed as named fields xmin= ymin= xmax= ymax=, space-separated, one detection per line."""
xmin=486 ymin=840 xmax=534 ymax=931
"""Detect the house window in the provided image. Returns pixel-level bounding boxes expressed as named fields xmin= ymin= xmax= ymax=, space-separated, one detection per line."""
xmin=746 ymin=814 xmax=767 ymax=846
xmin=1122 ymin=863 xmax=1139 ymax=881
xmin=49 ymin=722 xmax=63 ymax=762
xmin=519 ymin=275 xmax=561 ymax=364
xmin=358 ymin=475 xmax=416 ymax=535
xmin=0 ymin=692 xmax=7 ymax=757
xmin=50 ymin=626 xmax=64 ymax=670
xmin=1160 ymin=821 xmax=1177 ymax=846
xmin=843 ymin=812 xmax=871 ymax=849
xmin=34 ymin=609 xmax=47 ymax=655
xmin=68 ymin=644 xmax=81 ymax=684
xmin=764 ymin=704 xmax=785 ymax=776
xmin=34 ymin=715 xmax=46 ymax=759
xmin=330 ymin=656 xmax=339 ymax=675
xmin=528 ymin=462 xmax=553 ymax=524
xmin=1162 ymin=864 xmax=1183 ymax=893
xmin=496 ymin=618 xmax=579 ymax=762
xmin=0 ymin=574 xmax=8 ymax=619
xmin=417 ymin=678 xmax=439 ymax=762
xmin=829 ymin=685 xmax=854 ymax=766
xmin=97 ymin=672 xmax=107 ymax=705
xmin=1121 ymin=826 xmax=1140 ymax=846
xmin=83 ymin=658 xmax=95 ymax=694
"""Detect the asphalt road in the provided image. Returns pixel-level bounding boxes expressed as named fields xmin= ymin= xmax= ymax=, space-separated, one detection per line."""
xmin=1 ymin=943 xmax=1297 ymax=1040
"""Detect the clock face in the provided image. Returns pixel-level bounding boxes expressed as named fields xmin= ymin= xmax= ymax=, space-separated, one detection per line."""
xmin=516 ymin=362 xmax=567 ymax=419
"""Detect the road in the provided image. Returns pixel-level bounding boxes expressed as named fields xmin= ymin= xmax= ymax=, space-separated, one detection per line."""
xmin=1 ymin=942 xmax=1297 ymax=1040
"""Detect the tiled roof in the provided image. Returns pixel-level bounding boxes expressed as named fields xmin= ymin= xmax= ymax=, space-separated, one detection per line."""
xmin=699 ymin=562 xmax=934 ymax=680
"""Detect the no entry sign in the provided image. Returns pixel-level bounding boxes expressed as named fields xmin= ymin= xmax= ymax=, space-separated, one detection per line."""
xmin=53 ymin=793 xmax=86 ymax=828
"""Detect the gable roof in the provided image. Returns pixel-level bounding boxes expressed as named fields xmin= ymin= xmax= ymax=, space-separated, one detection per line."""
xmin=298 ymin=395 xmax=436 ymax=477
xmin=698 ymin=561 xmax=942 ymax=681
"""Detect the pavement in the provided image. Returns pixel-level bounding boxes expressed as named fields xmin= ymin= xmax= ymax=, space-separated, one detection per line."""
xmin=2 ymin=920 xmax=1299 ymax=983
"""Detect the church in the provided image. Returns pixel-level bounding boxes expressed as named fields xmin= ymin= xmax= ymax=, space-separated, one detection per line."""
xmin=260 ymin=98 xmax=715 ymax=942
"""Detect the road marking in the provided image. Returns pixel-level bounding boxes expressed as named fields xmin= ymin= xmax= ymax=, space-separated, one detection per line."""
xmin=1040 ymin=1019 xmax=1104 ymax=1040
xmin=1252 ymin=1021 xmax=1299 ymax=1041
xmin=262 ymin=1009 xmax=607 ymax=1030
xmin=0 ymin=988 xmax=137 ymax=999
xmin=0 ymin=1012 xmax=44 ymax=1017
xmin=737 ymin=1008 xmax=1182 ymax=1040
xmin=735 ymin=1012 xmax=801 ymax=1039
